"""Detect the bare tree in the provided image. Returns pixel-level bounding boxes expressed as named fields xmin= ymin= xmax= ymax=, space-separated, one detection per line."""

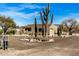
xmin=62 ymin=18 xmax=77 ymax=35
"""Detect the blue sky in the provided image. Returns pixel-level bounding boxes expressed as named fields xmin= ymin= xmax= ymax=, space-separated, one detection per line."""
xmin=0 ymin=3 xmax=79 ymax=26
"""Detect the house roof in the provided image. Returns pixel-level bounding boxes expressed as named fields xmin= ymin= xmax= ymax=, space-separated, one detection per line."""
xmin=53 ymin=24 xmax=60 ymax=27
xmin=18 ymin=24 xmax=59 ymax=29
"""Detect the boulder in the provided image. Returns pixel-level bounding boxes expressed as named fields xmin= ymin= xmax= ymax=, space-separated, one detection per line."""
xmin=20 ymin=38 xmax=29 ymax=41
xmin=30 ymin=39 xmax=35 ymax=42
xmin=48 ymin=39 xmax=54 ymax=42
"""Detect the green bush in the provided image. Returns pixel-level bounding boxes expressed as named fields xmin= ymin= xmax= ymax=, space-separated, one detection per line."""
xmin=0 ymin=29 xmax=3 ymax=34
xmin=6 ymin=29 xmax=16 ymax=35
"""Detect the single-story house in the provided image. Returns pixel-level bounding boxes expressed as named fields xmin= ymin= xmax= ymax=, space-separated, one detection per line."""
xmin=24 ymin=24 xmax=58 ymax=36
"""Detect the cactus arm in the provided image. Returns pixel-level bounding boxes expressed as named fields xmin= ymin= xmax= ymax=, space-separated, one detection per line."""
xmin=49 ymin=13 xmax=54 ymax=26
xmin=40 ymin=12 xmax=45 ymax=25
xmin=43 ymin=8 xmax=46 ymax=17
xmin=47 ymin=3 xmax=50 ymax=15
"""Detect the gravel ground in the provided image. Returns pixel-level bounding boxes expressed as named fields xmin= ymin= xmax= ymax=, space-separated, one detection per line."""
xmin=0 ymin=36 xmax=79 ymax=56
xmin=0 ymin=47 xmax=79 ymax=56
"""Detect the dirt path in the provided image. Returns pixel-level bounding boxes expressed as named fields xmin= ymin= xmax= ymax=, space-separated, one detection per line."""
xmin=0 ymin=36 xmax=79 ymax=56
xmin=0 ymin=47 xmax=79 ymax=56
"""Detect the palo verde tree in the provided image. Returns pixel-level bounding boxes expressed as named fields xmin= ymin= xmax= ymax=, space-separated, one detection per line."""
xmin=62 ymin=18 xmax=78 ymax=35
xmin=0 ymin=15 xmax=16 ymax=34
xmin=40 ymin=3 xmax=54 ymax=37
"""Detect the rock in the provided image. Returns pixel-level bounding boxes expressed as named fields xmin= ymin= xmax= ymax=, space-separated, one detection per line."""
xmin=20 ymin=39 xmax=29 ymax=41
xmin=25 ymin=39 xmax=30 ymax=41
xmin=30 ymin=39 xmax=34 ymax=42
xmin=30 ymin=38 xmax=42 ymax=42
xmin=48 ymin=39 xmax=54 ymax=42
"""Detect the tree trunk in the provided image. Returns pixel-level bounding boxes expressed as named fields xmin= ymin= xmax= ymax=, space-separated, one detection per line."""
xmin=69 ymin=30 xmax=72 ymax=35
xmin=48 ymin=26 xmax=50 ymax=35
xmin=46 ymin=25 xmax=49 ymax=37
xmin=45 ymin=24 xmax=47 ymax=36
xmin=42 ymin=24 xmax=44 ymax=37
xmin=69 ymin=28 xmax=72 ymax=35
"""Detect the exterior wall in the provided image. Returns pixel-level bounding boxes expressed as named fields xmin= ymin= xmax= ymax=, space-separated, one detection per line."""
xmin=16 ymin=28 xmax=26 ymax=35
xmin=16 ymin=29 xmax=20 ymax=35
xmin=15 ymin=24 xmax=58 ymax=37
xmin=49 ymin=24 xmax=58 ymax=36
xmin=25 ymin=24 xmax=58 ymax=37
xmin=25 ymin=25 xmax=43 ymax=36
xmin=52 ymin=25 xmax=58 ymax=34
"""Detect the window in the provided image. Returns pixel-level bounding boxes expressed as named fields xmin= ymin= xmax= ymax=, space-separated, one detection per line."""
xmin=39 ymin=28 xmax=48 ymax=32
xmin=39 ymin=28 xmax=42 ymax=32
xmin=28 ymin=28 xmax=31 ymax=31
xmin=39 ymin=28 xmax=45 ymax=32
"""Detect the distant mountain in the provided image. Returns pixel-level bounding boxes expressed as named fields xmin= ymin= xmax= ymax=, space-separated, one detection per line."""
xmin=54 ymin=24 xmax=60 ymax=27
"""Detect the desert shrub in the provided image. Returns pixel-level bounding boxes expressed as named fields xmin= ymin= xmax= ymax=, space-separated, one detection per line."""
xmin=0 ymin=29 xmax=3 ymax=34
xmin=6 ymin=29 xmax=16 ymax=35
xmin=57 ymin=26 xmax=62 ymax=36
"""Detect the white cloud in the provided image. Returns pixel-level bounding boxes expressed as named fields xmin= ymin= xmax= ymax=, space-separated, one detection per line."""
xmin=20 ymin=4 xmax=41 ymax=9
xmin=1 ymin=4 xmax=43 ymax=11
xmin=62 ymin=13 xmax=79 ymax=20
xmin=54 ymin=13 xmax=79 ymax=24
xmin=5 ymin=7 xmax=23 ymax=11
xmin=0 ymin=4 xmax=44 ymax=26
xmin=0 ymin=11 xmax=39 ymax=19
xmin=0 ymin=11 xmax=40 ymax=26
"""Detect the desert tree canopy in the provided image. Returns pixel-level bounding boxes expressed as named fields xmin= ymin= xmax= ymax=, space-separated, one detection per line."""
xmin=62 ymin=18 xmax=78 ymax=35
xmin=0 ymin=15 xmax=16 ymax=34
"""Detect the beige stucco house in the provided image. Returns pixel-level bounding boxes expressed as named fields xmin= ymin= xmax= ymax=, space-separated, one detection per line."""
xmin=24 ymin=24 xmax=58 ymax=37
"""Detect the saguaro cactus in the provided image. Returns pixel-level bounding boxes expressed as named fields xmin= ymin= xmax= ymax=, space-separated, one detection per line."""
xmin=40 ymin=3 xmax=54 ymax=37
xmin=40 ymin=12 xmax=45 ymax=37
xmin=34 ymin=17 xmax=37 ymax=37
